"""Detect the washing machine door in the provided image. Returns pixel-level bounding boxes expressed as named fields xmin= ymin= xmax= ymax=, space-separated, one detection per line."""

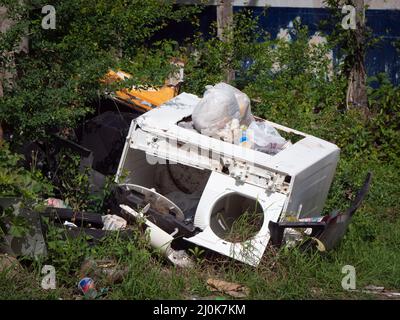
xmin=119 ymin=184 xmax=185 ymax=221
xmin=185 ymin=171 xmax=287 ymax=266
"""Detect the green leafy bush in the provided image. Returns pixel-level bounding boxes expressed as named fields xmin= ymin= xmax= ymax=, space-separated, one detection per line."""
xmin=0 ymin=0 xmax=201 ymax=142
xmin=0 ymin=143 xmax=52 ymax=199
xmin=0 ymin=3 xmax=399 ymax=300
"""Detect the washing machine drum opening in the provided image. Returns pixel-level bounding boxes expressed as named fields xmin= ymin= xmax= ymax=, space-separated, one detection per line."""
xmin=209 ymin=193 xmax=264 ymax=243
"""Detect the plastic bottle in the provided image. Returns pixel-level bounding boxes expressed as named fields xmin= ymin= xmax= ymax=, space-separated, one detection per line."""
xmin=239 ymin=125 xmax=251 ymax=148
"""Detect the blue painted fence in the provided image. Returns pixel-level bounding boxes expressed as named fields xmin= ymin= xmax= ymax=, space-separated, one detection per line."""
xmin=165 ymin=6 xmax=400 ymax=85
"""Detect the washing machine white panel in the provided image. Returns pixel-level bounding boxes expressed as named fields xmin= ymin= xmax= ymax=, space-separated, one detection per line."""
xmin=185 ymin=171 xmax=287 ymax=266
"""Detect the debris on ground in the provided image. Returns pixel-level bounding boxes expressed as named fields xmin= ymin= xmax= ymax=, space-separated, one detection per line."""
xmin=45 ymin=198 xmax=69 ymax=209
xmin=120 ymin=204 xmax=194 ymax=268
xmin=63 ymin=221 xmax=78 ymax=228
xmin=40 ymin=207 xmax=134 ymax=244
xmin=0 ymin=254 xmax=23 ymax=278
xmin=78 ymin=277 xmax=98 ymax=299
xmin=112 ymin=89 xmax=371 ymax=266
xmin=206 ymin=278 xmax=250 ymax=298
xmin=167 ymin=249 xmax=194 ymax=268
xmin=101 ymin=214 xmax=127 ymax=231
xmin=79 ymin=258 xmax=128 ymax=285
xmin=268 ymin=172 xmax=372 ymax=252
xmin=187 ymin=295 xmax=227 ymax=300
xmin=0 ymin=83 xmax=371 ymax=272
xmin=359 ymin=285 xmax=400 ymax=299
xmin=102 ymin=60 xmax=184 ymax=113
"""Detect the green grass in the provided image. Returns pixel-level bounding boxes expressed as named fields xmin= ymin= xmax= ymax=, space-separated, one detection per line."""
xmin=1 ymin=157 xmax=399 ymax=300
xmin=1 ymin=0 xmax=398 ymax=300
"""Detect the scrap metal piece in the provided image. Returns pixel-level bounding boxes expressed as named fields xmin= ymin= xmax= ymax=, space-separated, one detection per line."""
xmin=317 ymin=172 xmax=372 ymax=251
xmin=268 ymin=220 xmax=326 ymax=247
xmin=268 ymin=172 xmax=372 ymax=250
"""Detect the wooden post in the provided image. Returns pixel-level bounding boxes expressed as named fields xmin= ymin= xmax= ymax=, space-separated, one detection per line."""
xmin=347 ymin=0 xmax=368 ymax=115
xmin=217 ymin=0 xmax=233 ymax=41
xmin=217 ymin=0 xmax=235 ymax=83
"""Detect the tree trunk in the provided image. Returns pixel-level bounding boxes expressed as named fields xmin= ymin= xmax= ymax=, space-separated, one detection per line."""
xmin=346 ymin=0 xmax=369 ymax=115
xmin=217 ymin=0 xmax=235 ymax=83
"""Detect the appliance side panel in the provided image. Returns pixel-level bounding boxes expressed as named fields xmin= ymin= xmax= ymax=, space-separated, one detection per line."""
xmin=115 ymin=121 xmax=157 ymax=187
xmin=115 ymin=120 xmax=137 ymax=183
xmin=284 ymin=148 xmax=340 ymax=218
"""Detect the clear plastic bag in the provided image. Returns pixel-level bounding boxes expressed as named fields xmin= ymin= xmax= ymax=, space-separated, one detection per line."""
xmin=248 ymin=121 xmax=286 ymax=154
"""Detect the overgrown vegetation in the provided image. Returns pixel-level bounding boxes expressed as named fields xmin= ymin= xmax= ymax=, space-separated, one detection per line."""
xmin=224 ymin=210 xmax=264 ymax=243
xmin=0 ymin=0 xmax=201 ymax=143
xmin=0 ymin=143 xmax=53 ymax=200
xmin=0 ymin=3 xmax=399 ymax=300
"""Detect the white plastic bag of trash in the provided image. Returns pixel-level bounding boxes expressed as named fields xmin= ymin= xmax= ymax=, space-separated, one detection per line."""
xmin=192 ymin=84 xmax=240 ymax=137
xmin=213 ymin=82 xmax=254 ymax=126
xmin=102 ymin=215 xmax=127 ymax=231
xmin=216 ymin=118 xmax=241 ymax=144
xmin=248 ymin=121 xmax=287 ymax=154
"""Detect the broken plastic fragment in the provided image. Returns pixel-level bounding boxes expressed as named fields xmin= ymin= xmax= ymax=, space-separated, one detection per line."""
xmin=166 ymin=249 xmax=194 ymax=268
xmin=63 ymin=221 xmax=78 ymax=228
xmin=119 ymin=204 xmax=194 ymax=268
xmin=101 ymin=215 xmax=127 ymax=231
xmin=311 ymin=237 xmax=326 ymax=252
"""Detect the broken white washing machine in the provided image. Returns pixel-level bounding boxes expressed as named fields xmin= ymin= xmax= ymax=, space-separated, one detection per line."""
xmin=115 ymin=93 xmax=340 ymax=266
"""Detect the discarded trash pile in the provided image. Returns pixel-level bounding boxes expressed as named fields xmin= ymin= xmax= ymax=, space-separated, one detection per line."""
xmin=0 ymin=83 xmax=372 ymax=289
xmin=103 ymin=61 xmax=184 ymax=113
xmin=112 ymin=88 xmax=372 ymax=267
xmin=180 ymin=83 xmax=287 ymax=155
